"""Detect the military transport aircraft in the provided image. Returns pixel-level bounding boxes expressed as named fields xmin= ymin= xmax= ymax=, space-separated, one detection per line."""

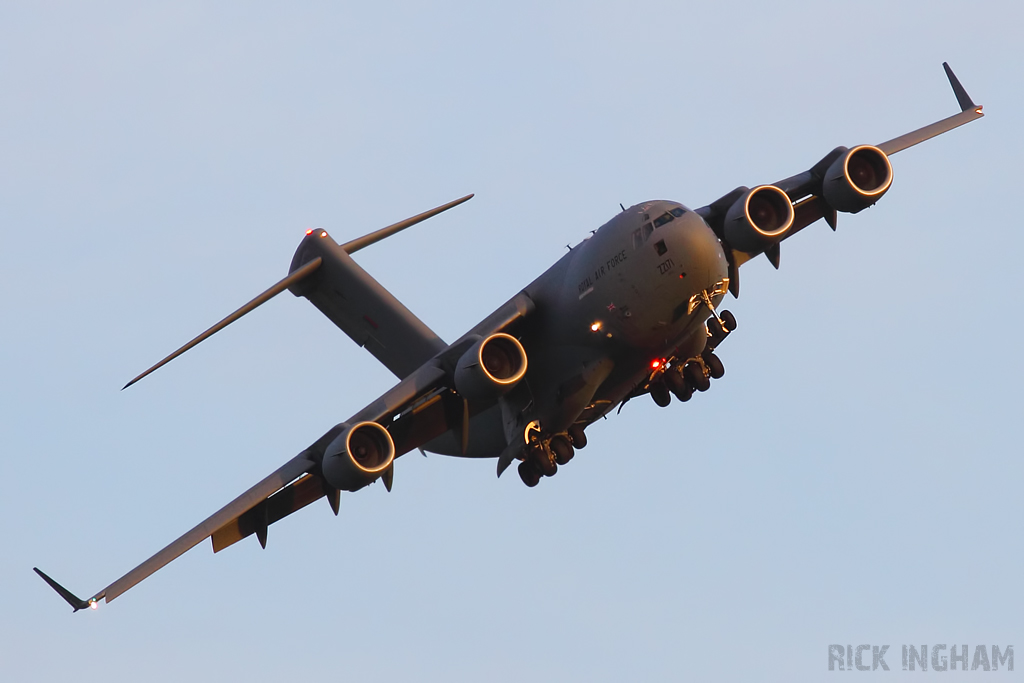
xmin=35 ymin=64 xmax=983 ymax=612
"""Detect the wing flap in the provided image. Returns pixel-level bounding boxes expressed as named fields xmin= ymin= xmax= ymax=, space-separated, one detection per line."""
xmin=211 ymin=473 xmax=330 ymax=553
xmin=100 ymin=452 xmax=315 ymax=603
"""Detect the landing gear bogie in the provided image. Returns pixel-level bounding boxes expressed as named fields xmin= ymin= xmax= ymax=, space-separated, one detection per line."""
xmin=518 ymin=431 xmax=580 ymax=487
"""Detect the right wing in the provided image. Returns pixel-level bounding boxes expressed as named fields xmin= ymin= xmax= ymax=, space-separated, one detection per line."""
xmin=695 ymin=62 xmax=983 ymax=295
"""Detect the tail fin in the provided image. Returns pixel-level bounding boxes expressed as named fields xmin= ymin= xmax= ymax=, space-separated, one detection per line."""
xmin=124 ymin=195 xmax=471 ymax=388
xmin=288 ymin=228 xmax=449 ymax=378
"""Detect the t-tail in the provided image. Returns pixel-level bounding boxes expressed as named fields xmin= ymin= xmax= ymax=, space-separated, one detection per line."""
xmin=121 ymin=194 xmax=472 ymax=389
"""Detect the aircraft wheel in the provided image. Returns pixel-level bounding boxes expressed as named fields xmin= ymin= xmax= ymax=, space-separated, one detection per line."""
xmin=531 ymin=445 xmax=558 ymax=477
xmin=518 ymin=461 xmax=540 ymax=487
xmin=568 ymin=425 xmax=587 ymax=449
xmin=650 ymin=380 xmax=671 ymax=407
xmin=685 ymin=362 xmax=710 ymax=392
xmin=664 ymin=367 xmax=686 ymax=393
xmin=704 ymin=352 xmax=725 ymax=379
xmin=550 ymin=435 xmax=574 ymax=465
xmin=667 ymin=370 xmax=692 ymax=403
xmin=721 ymin=310 xmax=737 ymax=332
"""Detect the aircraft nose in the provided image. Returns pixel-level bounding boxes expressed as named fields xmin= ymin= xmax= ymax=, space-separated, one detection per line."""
xmin=675 ymin=212 xmax=730 ymax=291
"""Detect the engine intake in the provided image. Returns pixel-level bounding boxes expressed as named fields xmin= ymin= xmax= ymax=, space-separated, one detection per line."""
xmin=822 ymin=145 xmax=893 ymax=213
xmin=723 ymin=185 xmax=795 ymax=253
xmin=322 ymin=421 xmax=395 ymax=492
xmin=454 ymin=333 xmax=528 ymax=402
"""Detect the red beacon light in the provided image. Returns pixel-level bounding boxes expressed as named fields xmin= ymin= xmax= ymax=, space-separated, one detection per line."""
xmin=305 ymin=229 xmax=313 ymax=235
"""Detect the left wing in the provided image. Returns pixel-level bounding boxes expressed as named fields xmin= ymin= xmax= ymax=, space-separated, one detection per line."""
xmin=696 ymin=62 xmax=983 ymax=296
xmin=36 ymin=452 xmax=316 ymax=609
xmin=37 ymin=288 xmax=536 ymax=612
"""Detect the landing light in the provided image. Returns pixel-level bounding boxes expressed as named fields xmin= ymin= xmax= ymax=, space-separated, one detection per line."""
xmin=89 ymin=599 xmax=98 ymax=610
xmin=590 ymin=322 xmax=602 ymax=332
xmin=320 ymin=231 xmax=328 ymax=238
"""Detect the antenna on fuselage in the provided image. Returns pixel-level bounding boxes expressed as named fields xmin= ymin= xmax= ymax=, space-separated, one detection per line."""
xmin=619 ymin=203 xmax=626 ymax=212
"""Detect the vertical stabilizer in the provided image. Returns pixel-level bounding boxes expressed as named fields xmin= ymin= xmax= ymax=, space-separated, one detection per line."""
xmin=289 ymin=231 xmax=448 ymax=378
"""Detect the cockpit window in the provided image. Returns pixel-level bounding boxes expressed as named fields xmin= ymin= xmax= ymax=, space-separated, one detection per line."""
xmin=670 ymin=207 xmax=685 ymax=217
xmin=632 ymin=222 xmax=654 ymax=249
xmin=653 ymin=212 xmax=674 ymax=228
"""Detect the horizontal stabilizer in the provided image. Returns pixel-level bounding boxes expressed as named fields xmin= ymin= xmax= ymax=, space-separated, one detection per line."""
xmin=340 ymin=194 xmax=473 ymax=254
xmin=123 ymin=258 xmax=323 ymax=389
xmin=126 ymin=194 xmax=472 ymax=387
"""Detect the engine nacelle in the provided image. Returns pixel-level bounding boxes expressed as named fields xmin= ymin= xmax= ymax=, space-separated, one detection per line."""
xmin=453 ymin=333 xmax=528 ymax=402
xmin=822 ymin=145 xmax=893 ymax=213
xmin=322 ymin=421 xmax=395 ymax=492
xmin=723 ymin=185 xmax=795 ymax=253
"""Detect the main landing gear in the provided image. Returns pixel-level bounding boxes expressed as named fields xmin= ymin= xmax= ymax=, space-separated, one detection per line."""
xmin=648 ymin=309 xmax=736 ymax=408
xmin=517 ymin=428 xmax=586 ymax=487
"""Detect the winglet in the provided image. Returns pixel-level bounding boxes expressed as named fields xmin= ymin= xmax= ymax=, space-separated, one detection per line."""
xmin=33 ymin=568 xmax=99 ymax=612
xmin=876 ymin=63 xmax=983 ymax=156
xmin=943 ymin=62 xmax=977 ymax=112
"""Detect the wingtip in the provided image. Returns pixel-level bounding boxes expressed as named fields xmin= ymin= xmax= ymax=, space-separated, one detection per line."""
xmin=33 ymin=567 xmax=97 ymax=612
xmin=942 ymin=62 xmax=977 ymax=112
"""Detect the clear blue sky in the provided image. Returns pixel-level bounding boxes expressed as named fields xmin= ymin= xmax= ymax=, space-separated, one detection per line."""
xmin=2 ymin=2 xmax=1022 ymax=681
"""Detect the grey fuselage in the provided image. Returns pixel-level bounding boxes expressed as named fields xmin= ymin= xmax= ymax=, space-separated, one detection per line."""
xmin=425 ymin=200 xmax=729 ymax=457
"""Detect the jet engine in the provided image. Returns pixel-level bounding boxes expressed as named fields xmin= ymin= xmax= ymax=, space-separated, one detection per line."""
xmin=822 ymin=145 xmax=893 ymax=213
xmin=322 ymin=421 xmax=395 ymax=492
xmin=453 ymin=333 xmax=528 ymax=402
xmin=723 ymin=185 xmax=795 ymax=253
